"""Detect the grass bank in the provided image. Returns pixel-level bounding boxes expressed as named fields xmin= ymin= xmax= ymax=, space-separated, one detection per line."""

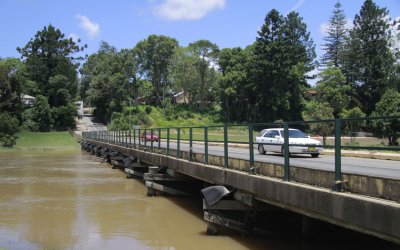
xmin=1 ymin=132 xmax=79 ymax=151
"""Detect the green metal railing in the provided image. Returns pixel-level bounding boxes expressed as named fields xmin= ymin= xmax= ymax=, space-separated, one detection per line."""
xmin=82 ymin=116 xmax=400 ymax=192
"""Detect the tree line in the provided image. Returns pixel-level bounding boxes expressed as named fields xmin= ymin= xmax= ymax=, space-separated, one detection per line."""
xmin=0 ymin=0 xmax=399 ymax=146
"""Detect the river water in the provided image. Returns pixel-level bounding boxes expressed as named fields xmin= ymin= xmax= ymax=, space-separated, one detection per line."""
xmin=0 ymin=150 xmax=396 ymax=250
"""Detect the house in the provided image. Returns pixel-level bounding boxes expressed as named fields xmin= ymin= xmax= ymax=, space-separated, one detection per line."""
xmin=21 ymin=94 xmax=36 ymax=106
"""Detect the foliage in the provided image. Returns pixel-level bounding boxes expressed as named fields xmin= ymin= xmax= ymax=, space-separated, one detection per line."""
xmin=371 ymin=89 xmax=400 ymax=145
xmin=188 ymin=40 xmax=220 ymax=112
xmin=251 ymin=9 xmax=316 ymax=123
xmin=341 ymin=0 xmax=395 ymax=115
xmin=52 ymin=102 xmax=77 ymax=130
xmin=0 ymin=58 xmax=24 ymax=121
xmin=17 ymin=24 xmax=86 ymax=130
xmin=0 ymin=112 xmax=19 ymax=147
xmin=340 ymin=107 xmax=366 ymax=132
xmin=315 ymin=66 xmax=350 ymax=117
xmin=321 ymin=2 xmax=348 ymax=67
xmin=134 ymin=35 xmax=178 ymax=105
xmin=218 ymin=46 xmax=253 ymax=122
xmin=81 ymin=41 xmax=132 ymax=123
xmin=17 ymin=24 xmax=85 ymax=99
xmin=168 ymin=46 xmax=198 ymax=105
xmin=303 ymin=100 xmax=334 ymax=145
xmin=26 ymin=95 xmax=52 ymax=132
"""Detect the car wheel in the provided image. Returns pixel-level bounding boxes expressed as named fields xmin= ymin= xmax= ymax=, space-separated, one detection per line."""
xmin=311 ymin=153 xmax=319 ymax=158
xmin=281 ymin=146 xmax=291 ymax=157
xmin=258 ymin=144 xmax=266 ymax=155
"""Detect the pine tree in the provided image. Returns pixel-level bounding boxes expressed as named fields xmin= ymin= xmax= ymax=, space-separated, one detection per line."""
xmin=321 ymin=1 xmax=347 ymax=67
xmin=342 ymin=0 xmax=394 ymax=115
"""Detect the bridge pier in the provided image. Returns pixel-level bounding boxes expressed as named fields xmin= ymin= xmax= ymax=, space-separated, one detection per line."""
xmin=206 ymin=221 xmax=220 ymax=235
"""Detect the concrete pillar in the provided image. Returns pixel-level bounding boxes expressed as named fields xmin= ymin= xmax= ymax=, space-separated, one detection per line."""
xmin=206 ymin=222 xmax=220 ymax=235
xmin=147 ymin=187 xmax=156 ymax=196
xmin=147 ymin=167 xmax=158 ymax=196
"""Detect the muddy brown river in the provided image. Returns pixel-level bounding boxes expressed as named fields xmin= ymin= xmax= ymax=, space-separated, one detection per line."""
xmin=0 ymin=150 xmax=395 ymax=250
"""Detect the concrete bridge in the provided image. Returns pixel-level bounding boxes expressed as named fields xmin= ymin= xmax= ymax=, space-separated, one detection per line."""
xmin=80 ymin=130 xmax=400 ymax=245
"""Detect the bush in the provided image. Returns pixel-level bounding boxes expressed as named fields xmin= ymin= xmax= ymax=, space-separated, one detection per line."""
xmin=0 ymin=134 xmax=17 ymax=147
xmin=145 ymin=106 xmax=152 ymax=114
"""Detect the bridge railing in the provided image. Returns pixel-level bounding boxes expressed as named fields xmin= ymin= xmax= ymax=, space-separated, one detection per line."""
xmin=82 ymin=116 xmax=400 ymax=191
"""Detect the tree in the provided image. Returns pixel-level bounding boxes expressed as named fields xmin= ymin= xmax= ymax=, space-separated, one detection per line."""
xmin=303 ymin=100 xmax=334 ymax=145
xmin=81 ymin=41 xmax=134 ymax=122
xmin=218 ymin=46 xmax=252 ymax=122
xmin=252 ymin=9 xmax=316 ymax=123
xmin=17 ymin=24 xmax=86 ymax=129
xmin=169 ymin=46 xmax=198 ymax=105
xmin=371 ymin=89 xmax=400 ymax=145
xmin=0 ymin=58 xmax=23 ymax=121
xmin=315 ymin=66 xmax=350 ymax=117
xmin=340 ymin=107 xmax=366 ymax=142
xmin=342 ymin=0 xmax=395 ymax=115
xmin=0 ymin=112 xmax=19 ymax=147
xmin=188 ymin=40 xmax=220 ymax=112
xmin=25 ymin=95 xmax=52 ymax=132
xmin=134 ymin=35 xmax=178 ymax=105
xmin=321 ymin=1 xmax=348 ymax=67
xmin=17 ymin=25 xmax=85 ymax=103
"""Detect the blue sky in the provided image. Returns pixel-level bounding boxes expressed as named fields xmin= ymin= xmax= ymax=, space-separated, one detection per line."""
xmin=1 ymin=0 xmax=399 ymax=63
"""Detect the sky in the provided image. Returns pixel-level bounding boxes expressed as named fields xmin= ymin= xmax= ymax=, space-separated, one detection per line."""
xmin=1 ymin=0 xmax=400 ymax=63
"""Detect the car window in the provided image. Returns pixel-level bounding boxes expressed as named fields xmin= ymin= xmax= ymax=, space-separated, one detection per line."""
xmin=289 ymin=130 xmax=308 ymax=138
xmin=258 ymin=129 xmax=267 ymax=137
xmin=264 ymin=130 xmax=276 ymax=138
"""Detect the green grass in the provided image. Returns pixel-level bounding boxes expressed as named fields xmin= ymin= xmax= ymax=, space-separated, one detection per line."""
xmin=1 ymin=132 xmax=80 ymax=151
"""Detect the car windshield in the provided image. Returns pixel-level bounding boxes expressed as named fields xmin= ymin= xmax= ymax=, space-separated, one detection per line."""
xmin=282 ymin=130 xmax=308 ymax=138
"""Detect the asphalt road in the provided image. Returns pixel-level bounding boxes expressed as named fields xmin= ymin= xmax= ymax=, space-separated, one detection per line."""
xmin=132 ymin=139 xmax=400 ymax=180
xmin=81 ymin=115 xmax=108 ymax=132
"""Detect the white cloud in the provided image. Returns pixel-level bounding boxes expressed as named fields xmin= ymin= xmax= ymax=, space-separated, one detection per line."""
xmin=75 ymin=14 xmax=100 ymax=38
xmin=319 ymin=23 xmax=329 ymax=36
xmin=153 ymin=0 xmax=226 ymax=20
xmin=69 ymin=33 xmax=79 ymax=43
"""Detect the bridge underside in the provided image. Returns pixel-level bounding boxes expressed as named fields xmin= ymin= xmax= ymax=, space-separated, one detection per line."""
xmin=82 ymin=139 xmax=400 ymax=245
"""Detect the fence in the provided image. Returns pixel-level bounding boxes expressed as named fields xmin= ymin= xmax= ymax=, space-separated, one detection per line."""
xmin=82 ymin=116 xmax=400 ymax=192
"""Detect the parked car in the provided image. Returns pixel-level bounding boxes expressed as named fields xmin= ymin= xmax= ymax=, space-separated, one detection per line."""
xmin=255 ymin=128 xmax=323 ymax=157
xmin=140 ymin=132 xmax=159 ymax=142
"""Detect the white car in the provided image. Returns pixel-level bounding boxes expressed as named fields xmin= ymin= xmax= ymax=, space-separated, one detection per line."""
xmin=256 ymin=128 xmax=323 ymax=157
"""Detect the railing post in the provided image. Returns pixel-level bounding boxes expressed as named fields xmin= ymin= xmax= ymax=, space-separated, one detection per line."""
xmin=138 ymin=128 xmax=141 ymax=149
xmin=144 ymin=128 xmax=147 ymax=147
xmin=224 ymin=124 xmax=228 ymax=168
xmin=204 ymin=127 xmax=208 ymax=165
xmin=158 ymin=128 xmax=161 ymax=150
xmin=129 ymin=127 xmax=131 ymax=146
xmin=189 ymin=127 xmax=193 ymax=161
xmin=283 ymin=122 xmax=290 ymax=181
xmin=334 ymin=118 xmax=342 ymax=191
xmin=177 ymin=128 xmax=181 ymax=158
xmin=167 ymin=128 xmax=170 ymax=156
xmin=133 ymin=128 xmax=136 ymax=149
xmin=151 ymin=129 xmax=154 ymax=151
xmin=248 ymin=124 xmax=254 ymax=174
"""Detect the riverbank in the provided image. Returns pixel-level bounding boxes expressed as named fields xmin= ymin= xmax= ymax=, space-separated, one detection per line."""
xmin=0 ymin=132 xmax=79 ymax=151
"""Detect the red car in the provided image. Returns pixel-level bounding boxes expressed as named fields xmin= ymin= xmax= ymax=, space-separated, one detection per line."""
xmin=140 ymin=132 xmax=159 ymax=142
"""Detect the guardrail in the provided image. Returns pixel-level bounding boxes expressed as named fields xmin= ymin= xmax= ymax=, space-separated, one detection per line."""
xmin=82 ymin=116 xmax=400 ymax=192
